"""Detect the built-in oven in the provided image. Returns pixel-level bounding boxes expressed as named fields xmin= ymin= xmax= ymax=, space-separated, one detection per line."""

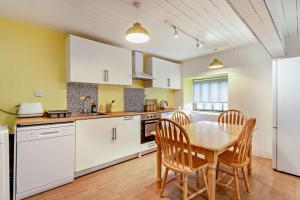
xmin=141 ymin=112 xmax=161 ymax=144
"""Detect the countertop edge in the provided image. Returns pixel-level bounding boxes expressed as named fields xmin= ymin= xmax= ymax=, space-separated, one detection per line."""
xmin=15 ymin=109 xmax=179 ymax=126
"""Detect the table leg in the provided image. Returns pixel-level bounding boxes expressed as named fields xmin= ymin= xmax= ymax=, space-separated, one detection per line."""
xmin=206 ymin=152 xmax=218 ymax=200
xmin=248 ymin=143 xmax=253 ymax=175
xmin=156 ymin=143 xmax=162 ymax=189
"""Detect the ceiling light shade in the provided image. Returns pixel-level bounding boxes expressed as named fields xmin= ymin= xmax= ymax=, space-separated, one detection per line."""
xmin=209 ymin=59 xmax=224 ymax=69
xmin=125 ymin=22 xmax=150 ymax=43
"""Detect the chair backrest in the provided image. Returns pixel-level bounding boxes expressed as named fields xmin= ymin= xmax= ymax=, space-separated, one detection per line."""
xmin=231 ymin=118 xmax=256 ymax=165
xmin=171 ymin=111 xmax=191 ymax=126
xmin=218 ymin=109 xmax=246 ymax=125
xmin=156 ymin=119 xmax=193 ymax=172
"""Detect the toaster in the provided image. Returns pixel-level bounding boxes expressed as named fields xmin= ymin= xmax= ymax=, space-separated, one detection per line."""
xmin=18 ymin=103 xmax=44 ymax=118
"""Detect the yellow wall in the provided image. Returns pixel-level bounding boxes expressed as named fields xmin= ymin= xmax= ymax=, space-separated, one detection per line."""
xmin=0 ymin=17 xmax=176 ymax=131
xmin=0 ymin=17 xmax=67 ymax=129
xmin=99 ymin=80 xmax=175 ymax=112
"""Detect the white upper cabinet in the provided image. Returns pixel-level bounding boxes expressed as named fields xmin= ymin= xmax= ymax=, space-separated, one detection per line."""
xmin=145 ymin=57 xmax=181 ymax=89
xmin=66 ymin=35 xmax=132 ymax=85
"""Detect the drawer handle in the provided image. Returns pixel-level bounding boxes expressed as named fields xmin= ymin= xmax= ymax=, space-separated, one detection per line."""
xmin=124 ymin=116 xmax=133 ymax=120
xmin=39 ymin=131 xmax=59 ymax=136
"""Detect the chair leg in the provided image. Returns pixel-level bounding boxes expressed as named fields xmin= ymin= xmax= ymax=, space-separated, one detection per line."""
xmin=160 ymin=167 xmax=169 ymax=197
xmin=196 ymin=170 xmax=200 ymax=188
xmin=242 ymin=167 xmax=250 ymax=193
xmin=183 ymin=174 xmax=188 ymax=200
xmin=233 ymin=168 xmax=241 ymax=200
xmin=216 ymin=162 xmax=220 ymax=180
xmin=201 ymin=168 xmax=210 ymax=200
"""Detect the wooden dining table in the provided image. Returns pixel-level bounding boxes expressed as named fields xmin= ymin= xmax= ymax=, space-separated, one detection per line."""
xmin=152 ymin=121 xmax=251 ymax=200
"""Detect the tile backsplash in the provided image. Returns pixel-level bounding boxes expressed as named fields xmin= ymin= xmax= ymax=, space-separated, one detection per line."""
xmin=67 ymin=82 xmax=98 ymax=113
xmin=124 ymin=88 xmax=145 ymax=112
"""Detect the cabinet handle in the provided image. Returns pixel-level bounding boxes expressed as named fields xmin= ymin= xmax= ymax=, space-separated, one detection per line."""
xmin=167 ymin=78 xmax=170 ymax=87
xmin=107 ymin=69 xmax=109 ymax=82
xmin=112 ymin=128 xmax=115 ymax=140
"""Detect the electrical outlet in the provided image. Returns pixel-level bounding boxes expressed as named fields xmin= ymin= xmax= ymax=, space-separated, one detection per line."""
xmin=35 ymin=90 xmax=43 ymax=97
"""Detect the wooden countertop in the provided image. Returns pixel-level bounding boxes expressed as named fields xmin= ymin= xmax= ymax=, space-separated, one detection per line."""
xmin=15 ymin=109 xmax=179 ymax=126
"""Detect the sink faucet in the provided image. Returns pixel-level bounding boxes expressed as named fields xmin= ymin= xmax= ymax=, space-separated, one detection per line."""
xmin=80 ymin=96 xmax=91 ymax=114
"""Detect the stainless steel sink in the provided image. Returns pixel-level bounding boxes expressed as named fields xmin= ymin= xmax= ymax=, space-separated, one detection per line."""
xmin=75 ymin=112 xmax=107 ymax=116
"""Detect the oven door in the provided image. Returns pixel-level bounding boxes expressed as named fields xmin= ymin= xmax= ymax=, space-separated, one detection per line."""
xmin=141 ymin=119 xmax=159 ymax=143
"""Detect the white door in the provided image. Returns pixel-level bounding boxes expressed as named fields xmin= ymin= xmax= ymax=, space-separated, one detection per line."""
xmin=76 ymin=118 xmax=114 ymax=172
xmin=68 ymin=35 xmax=106 ymax=84
xmin=114 ymin=116 xmax=141 ymax=159
xmin=104 ymin=46 xmax=132 ymax=85
xmin=276 ymin=57 xmax=300 ymax=176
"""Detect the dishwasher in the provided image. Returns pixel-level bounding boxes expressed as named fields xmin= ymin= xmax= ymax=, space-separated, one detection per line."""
xmin=0 ymin=125 xmax=9 ymax=200
xmin=15 ymin=123 xmax=75 ymax=200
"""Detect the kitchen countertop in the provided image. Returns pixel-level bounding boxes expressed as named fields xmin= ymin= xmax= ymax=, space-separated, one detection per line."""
xmin=15 ymin=109 xmax=178 ymax=126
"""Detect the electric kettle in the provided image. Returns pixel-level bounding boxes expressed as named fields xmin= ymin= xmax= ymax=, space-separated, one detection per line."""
xmin=159 ymin=100 xmax=168 ymax=110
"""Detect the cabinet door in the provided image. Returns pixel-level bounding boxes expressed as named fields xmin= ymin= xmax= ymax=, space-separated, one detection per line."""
xmin=151 ymin=58 xmax=169 ymax=89
xmin=75 ymin=118 xmax=114 ymax=172
xmin=104 ymin=46 xmax=132 ymax=85
xmin=67 ymin=35 xmax=106 ymax=84
xmin=114 ymin=116 xmax=141 ymax=159
xmin=169 ymin=62 xmax=182 ymax=89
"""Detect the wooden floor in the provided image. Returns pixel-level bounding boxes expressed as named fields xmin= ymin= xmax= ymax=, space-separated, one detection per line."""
xmin=28 ymin=153 xmax=300 ymax=200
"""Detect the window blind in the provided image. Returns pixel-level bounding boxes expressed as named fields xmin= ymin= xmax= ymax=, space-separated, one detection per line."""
xmin=193 ymin=77 xmax=228 ymax=103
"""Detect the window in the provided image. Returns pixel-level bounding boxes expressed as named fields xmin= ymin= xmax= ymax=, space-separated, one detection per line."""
xmin=193 ymin=77 xmax=228 ymax=112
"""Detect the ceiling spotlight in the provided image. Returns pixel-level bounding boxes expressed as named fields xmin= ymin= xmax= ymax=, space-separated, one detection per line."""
xmin=173 ymin=26 xmax=178 ymax=38
xmin=196 ymin=40 xmax=203 ymax=48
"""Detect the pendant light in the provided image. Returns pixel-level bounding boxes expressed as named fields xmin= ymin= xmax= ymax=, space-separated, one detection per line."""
xmin=125 ymin=2 xmax=150 ymax=43
xmin=209 ymin=59 xmax=224 ymax=69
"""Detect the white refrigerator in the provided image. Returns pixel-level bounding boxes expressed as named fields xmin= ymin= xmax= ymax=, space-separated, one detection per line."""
xmin=273 ymin=57 xmax=300 ymax=176
xmin=0 ymin=125 xmax=10 ymax=200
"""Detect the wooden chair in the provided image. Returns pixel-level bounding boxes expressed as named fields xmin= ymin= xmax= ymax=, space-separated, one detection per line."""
xmin=218 ymin=109 xmax=246 ymax=125
xmin=216 ymin=118 xmax=256 ymax=200
xmin=156 ymin=119 xmax=209 ymax=200
xmin=171 ymin=111 xmax=191 ymax=126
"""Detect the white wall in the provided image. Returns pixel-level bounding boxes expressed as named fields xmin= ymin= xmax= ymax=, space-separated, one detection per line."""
xmin=181 ymin=44 xmax=273 ymax=159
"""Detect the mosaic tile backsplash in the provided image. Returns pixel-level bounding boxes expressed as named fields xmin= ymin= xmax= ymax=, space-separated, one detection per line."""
xmin=67 ymin=82 xmax=98 ymax=113
xmin=124 ymin=88 xmax=145 ymax=112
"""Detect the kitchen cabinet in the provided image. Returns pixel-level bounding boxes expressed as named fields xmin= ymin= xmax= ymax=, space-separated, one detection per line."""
xmin=67 ymin=35 xmax=132 ymax=85
xmin=75 ymin=118 xmax=115 ymax=172
xmin=145 ymin=57 xmax=181 ymax=89
xmin=75 ymin=115 xmax=141 ymax=173
xmin=114 ymin=116 xmax=141 ymax=159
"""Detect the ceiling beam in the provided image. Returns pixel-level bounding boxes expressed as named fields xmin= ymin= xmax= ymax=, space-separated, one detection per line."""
xmin=226 ymin=0 xmax=287 ymax=58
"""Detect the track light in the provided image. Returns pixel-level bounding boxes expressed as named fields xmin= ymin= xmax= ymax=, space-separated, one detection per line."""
xmin=165 ymin=20 xmax=205 ymax=49
xmin=173 ymin=27 xmax=178 ymax=38
xmin=196 ymin=40 xmax=203 ymax=48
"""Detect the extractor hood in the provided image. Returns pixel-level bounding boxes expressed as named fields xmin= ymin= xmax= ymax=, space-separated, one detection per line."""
xmin=132 ymin=51 xmax=153 ymax=80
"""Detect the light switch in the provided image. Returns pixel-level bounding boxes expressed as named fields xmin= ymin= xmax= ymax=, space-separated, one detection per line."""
xmin=35 ymin=89 xmax=43 ymax=97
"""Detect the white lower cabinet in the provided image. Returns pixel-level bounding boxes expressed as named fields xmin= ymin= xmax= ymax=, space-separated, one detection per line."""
xmin=75 ymin=118 xmax=115 ymax=172
xmin=75 ymin=115 xmax=141 ymax=173
xmin=114 ymin=116 xmax=141 ymax=160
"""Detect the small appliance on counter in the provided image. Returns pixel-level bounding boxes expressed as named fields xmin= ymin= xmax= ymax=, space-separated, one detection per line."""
xmin=18 ymin=103 xmax=44 ymax=118
xmin=45 ymin=110 xmax=71 ymax=118
xmin=144 ymin=99 xmax=157 ymax=112
xmin=159 ymin=100 xmax=168 ymax=110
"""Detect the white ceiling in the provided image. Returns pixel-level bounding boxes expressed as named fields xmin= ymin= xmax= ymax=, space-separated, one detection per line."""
xmin=0 ymin=0 xmax=257 ymax=61
xmin=267 ymin=0 xmax=300 ymax=39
